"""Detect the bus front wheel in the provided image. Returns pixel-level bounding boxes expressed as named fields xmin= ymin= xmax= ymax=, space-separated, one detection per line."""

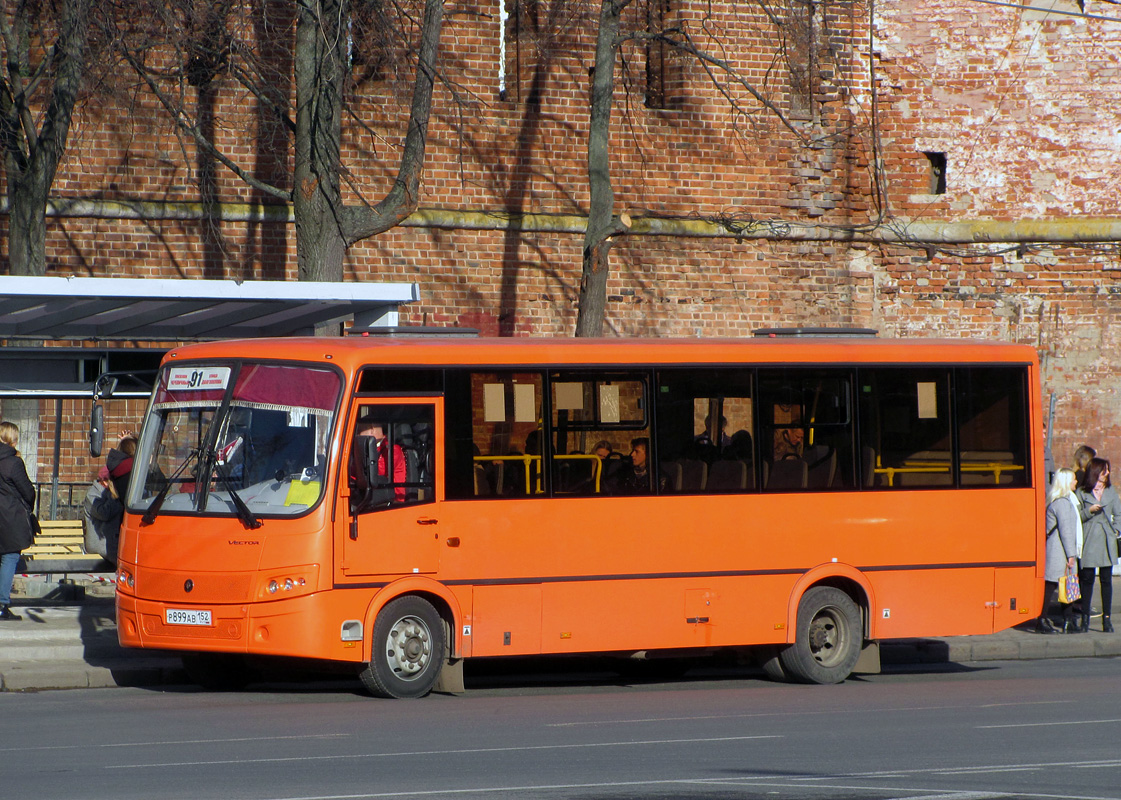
xmin=361 ymin=596 xmax=446 ymax=699
xmin=779 ymin=586 xmax=862 ymax=685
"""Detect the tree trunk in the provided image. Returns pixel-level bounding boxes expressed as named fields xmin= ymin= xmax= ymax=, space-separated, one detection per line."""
xmin=5 ymin=174 xmax=49 ymax=276
xmin=292 ymin=0 xmax=348 ymax=282
xmin=290 ymin=0 xmax=445 ymax=281
xmin=0 ymin=0 xmax=91 ymax=276
xmin=575 ymin=0 xmax=629 ymax=338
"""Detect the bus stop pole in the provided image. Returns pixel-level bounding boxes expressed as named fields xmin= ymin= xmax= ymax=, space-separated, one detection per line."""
xmin=50 ymin=399 xmax=62 ymax=521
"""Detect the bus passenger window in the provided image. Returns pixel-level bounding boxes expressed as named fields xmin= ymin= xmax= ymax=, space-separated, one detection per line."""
xmin=451 ymin=372 xmax=544 ymax=498
xmin=759 ymin=369 xmax=854 ymax=493
xmin=858 ymin=369 xmax=952 ymax=489
xmin=654 ymin=368 xmax=756 ymax=495
xmin=955 ymin=367 xmax=1029 ymax=487
xmin=551 ymin=373 xmax=649 ymax=496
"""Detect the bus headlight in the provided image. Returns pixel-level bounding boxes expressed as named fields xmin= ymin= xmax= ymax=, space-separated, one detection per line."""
xmin=258 ymin=566 xmax=318 ymax=600
xmin=117 ymin=568 xmax=134 ymax=590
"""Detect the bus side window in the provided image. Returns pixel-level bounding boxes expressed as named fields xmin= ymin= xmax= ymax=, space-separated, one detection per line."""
xmin=955 ymin=366 xmax=1029 ymax=487
xmin=551 ymin=373 xmax=648 ymax=496
xmin=858 ymin=368 xmax=952 ymax=489
xmin=758 ymin=369 xmax=854 ymax=493
xmin=350 ymin=405 xmax=436 ymax=513
xmin=654 ymin=368 xmax=756 ymax=495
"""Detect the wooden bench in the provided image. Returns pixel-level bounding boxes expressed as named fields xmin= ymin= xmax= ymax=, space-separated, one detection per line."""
xmin=18 ymin=519 xmax=112 ymax=573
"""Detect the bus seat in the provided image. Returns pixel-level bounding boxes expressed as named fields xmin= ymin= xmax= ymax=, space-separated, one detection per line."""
xmin=392 ymin=423 xmax=421 ymax=501
xmin=556 ymin=456 xmax=597 ymax=494
xmin=491 ymin=461 xmax=507 ymax=495
xmin=896 ymin=471 xmax=953 ymax=487
xmin=663 ymin=461 xmax=683 ymax=492
xmin=766 ymin=456 xmax=807 ymax=491
xmin=473 ymin=463 xmax=493 ymax=496
xmin=601 ymin=454 xmax=627 ymax=491
xmin=707 ymin=459 xmax=747 ymax=492
xmin=862 ymin=445 xmax=876 ymax=487
xmin=676 ymin=458 xmax=708 ymax=492
xmin=805 ymin=445 xmax=836 ymax=489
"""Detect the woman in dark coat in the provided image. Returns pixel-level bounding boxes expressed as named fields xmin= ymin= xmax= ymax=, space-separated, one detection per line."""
xmin=1076 ymin=457 xmax=1121 ymax=632
xmin=0 ymin=421 xmax=36 ymax=621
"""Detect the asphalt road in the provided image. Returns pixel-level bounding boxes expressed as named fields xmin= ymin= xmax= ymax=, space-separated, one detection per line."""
xmin=3 ymin=657 xmax=1120 ymax=800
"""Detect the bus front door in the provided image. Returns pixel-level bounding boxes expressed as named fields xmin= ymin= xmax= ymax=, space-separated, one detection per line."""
xmin=340 ymin=400 xmax=440 ymax=578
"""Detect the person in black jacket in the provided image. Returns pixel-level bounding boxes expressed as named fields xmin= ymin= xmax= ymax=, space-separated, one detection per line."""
xmin=0 ymin=421 xmax=36 ymax=621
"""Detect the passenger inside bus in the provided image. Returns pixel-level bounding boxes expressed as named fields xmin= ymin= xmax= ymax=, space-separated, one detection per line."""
xmin=351 ymin=415 xmax=406 ymax=507
xmin=611 ymin=437 xmax=670 ymax=494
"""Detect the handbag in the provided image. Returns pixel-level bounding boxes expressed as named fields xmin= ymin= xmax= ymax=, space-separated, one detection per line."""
xmin=1059 ymin=562 xmax=1082 ymax=604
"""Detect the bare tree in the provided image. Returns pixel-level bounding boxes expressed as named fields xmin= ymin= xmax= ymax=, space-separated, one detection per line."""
xmin=0 ymin=0 xmax=93 ymax=276
xmin=111 ymin=0 xmax=444 ymax=282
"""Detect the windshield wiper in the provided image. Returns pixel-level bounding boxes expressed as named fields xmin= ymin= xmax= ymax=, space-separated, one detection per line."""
xmin=140 ymin=448 xmax=202 ymax=527
xmin=212 ymin=459 xmax=263 ymax=530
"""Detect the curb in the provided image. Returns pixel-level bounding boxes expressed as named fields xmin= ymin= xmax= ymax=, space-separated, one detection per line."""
xmin=881 ymin=630 xmax=1121 ymax=664
xmin=0 ymin=659 xmax=188 ymax=692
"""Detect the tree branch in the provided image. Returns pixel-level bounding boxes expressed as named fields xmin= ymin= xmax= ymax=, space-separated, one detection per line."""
xmin=342 ymin=0 xmax=445 ymax=243
xmin=117 ymin=47 xmax=290 ymax=202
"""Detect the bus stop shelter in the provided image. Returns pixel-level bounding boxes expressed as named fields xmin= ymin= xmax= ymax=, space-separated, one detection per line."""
xmin=0 ymin=276 xmax=420 ymax=519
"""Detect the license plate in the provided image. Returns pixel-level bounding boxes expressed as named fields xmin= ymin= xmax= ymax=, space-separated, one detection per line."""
xmin=165 ymin=608 xmax=213 ymax=626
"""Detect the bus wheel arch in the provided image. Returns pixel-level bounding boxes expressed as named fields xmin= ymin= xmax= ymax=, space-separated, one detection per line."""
xmin=779 ymin=584 xmax=864 ymax=684
xmin=360 ymin=593 xmax=448 ymax=699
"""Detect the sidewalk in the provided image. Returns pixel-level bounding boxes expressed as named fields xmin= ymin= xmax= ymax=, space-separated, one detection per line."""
xmin=0 ymin=575 xmax=186 ymax=691
xmin=2 ymin=575 xmax=1120 ymax=692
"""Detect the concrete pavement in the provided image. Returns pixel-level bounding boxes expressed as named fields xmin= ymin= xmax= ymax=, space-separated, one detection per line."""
xmin=1 ymin=574 xmax=1119 ymax=692
xmin=0 ymin=575 xmax=186 ymax=691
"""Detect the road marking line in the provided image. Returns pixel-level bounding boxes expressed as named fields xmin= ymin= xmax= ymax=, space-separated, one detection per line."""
xmin=977 ymin=719 xmax=1121 ymax=729
xmin=104 ymin=735 xmax=782 ymax=770
xmin=0 ymin=733 xmax=349 ymax=753
xmin=249 ymin=777 xmax=1119 ymax=800
xmin=549 ymin=701 xmax=1068 ymax=727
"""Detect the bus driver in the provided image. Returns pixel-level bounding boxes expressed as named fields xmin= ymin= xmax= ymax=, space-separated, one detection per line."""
xmin=351 ymin=415 xmax=406 ymax=505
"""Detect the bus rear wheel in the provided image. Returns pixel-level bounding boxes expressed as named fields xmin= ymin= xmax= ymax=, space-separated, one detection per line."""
xmin=361 ymin=596 xmax=445 ymax=699
xmin=779 ymin=586 xmax=862 ymax=685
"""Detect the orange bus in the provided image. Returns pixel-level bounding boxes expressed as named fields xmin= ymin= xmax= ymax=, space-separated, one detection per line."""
xmin=114 ymin=332 xmax=1043 ymax=697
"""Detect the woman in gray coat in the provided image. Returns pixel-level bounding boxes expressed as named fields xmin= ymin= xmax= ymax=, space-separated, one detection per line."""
xmin=1039 ymin=468 xmax=1081 ymax=634
xmin=1076 ymin=458 xmax=1120 ymax=632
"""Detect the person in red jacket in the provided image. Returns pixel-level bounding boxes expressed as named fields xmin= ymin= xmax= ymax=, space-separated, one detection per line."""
xmin=351 ymin=417 xmax=406 ymax=505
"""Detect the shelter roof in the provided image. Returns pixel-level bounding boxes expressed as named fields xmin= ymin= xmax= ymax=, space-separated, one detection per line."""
xmin=0 ymin=276 xmax=418 ymax=341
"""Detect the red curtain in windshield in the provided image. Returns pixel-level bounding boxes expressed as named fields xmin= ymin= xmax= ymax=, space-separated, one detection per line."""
xmin=233 ymin=364 xmax=340 ymax=413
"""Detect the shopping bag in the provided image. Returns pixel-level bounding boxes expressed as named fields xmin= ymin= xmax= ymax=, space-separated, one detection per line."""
xmin=1059 ymin=563 xmax=1081 ymax=604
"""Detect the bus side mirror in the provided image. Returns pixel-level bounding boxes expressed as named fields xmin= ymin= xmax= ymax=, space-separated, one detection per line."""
xmin=96 ymin=375 xmax=119 ymax=400
xmin=90 ymin=403 xmax=105 ymax=458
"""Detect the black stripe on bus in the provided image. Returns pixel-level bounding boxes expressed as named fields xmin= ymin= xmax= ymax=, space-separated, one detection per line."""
xmin=332 ymin=560 xmax=1035 ymax=591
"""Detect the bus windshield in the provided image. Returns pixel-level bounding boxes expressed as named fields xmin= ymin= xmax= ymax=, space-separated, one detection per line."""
xmin=128 ymin=361 xmax=342 ymax=519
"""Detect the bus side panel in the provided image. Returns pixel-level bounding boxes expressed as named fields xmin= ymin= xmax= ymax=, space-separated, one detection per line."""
xmin=471 ymin=585 xmax=542 ymax=655
xmin=994 ymin=566 xmax=1042 ymax=629
xmin=536 ymin=576 xmax=793 ymax=655
xmin=866 ymin=569 xmax=995 ymax=639
xmin=437 ymin=488 xmax=1037 ymax=655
